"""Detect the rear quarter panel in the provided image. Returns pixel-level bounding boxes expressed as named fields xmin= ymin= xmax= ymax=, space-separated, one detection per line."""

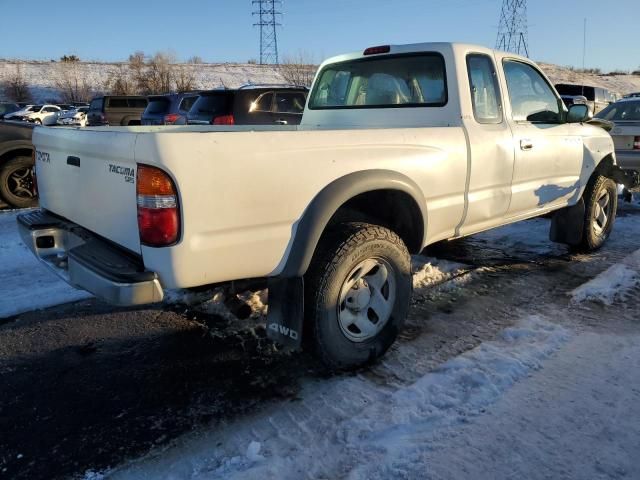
xmin=135 ymin=126 xmax=467 ymax=289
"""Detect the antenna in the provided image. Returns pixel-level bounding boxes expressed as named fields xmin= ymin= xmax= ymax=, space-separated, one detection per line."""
xmin=495 ymin=0 xmax=529 ymax=57
xmin=252 ymin=0 xmax=282 ymax=65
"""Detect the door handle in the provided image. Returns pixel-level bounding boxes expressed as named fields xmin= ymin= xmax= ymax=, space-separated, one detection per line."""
xmin=520 ymin=139 xmax=533 ymax=151
xmin=275 ymin=119 xmax=288 ymax=125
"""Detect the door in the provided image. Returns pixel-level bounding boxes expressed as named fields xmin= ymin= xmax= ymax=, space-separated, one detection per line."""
xmin=460 ymin=53 xmax=515 ymax=235
xmin=501 ymin=59 xmax=583 ymax=217
xmin=247 ymin=92 xmax=275 ymax=124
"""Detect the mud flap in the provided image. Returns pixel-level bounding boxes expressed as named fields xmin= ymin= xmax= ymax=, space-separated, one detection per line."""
xmin=266 ymin=277 xmax=304 ymax=350
xmin=550 ymin=198 xmax=585 ymax=246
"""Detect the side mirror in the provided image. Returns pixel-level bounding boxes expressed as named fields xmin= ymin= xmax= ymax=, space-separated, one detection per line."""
xmin=566 ymin=104 xmax=592 ymax=123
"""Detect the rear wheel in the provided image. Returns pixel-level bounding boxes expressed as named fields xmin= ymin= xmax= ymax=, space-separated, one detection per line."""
xmin=0 ymin=156 xmax=38 ymax=208
xmin=575 ymin=174 xmax=617 ymax=252
xmin=305 ymin=223 xmax=412 ymax=370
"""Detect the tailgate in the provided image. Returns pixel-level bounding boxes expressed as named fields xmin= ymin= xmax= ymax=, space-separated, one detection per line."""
xmin=611 ymin=122 xmax=640 ymax=151
xmin=33 ymin=127 xmax=141 ymax=253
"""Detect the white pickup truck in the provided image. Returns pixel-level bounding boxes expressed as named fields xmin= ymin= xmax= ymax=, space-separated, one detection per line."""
xmin=19 ymin=42 xmax=637 ymax=369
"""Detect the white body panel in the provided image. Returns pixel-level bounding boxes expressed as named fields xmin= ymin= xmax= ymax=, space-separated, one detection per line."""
xmin=32 ymin=43 xmax=615 ymax=290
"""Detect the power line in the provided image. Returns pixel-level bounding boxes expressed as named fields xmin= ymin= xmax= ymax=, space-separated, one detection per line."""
xmin=252 ymin=0 xmax=282 ymax=65
xmin=495 ymin=0 xmax=529 ymax=57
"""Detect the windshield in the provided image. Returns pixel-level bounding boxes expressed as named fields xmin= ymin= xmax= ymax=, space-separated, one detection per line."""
xmin=308 ymin=53 xmax=447 ymax=109
xmin=596 ymin=100 xmax=640 ymax=121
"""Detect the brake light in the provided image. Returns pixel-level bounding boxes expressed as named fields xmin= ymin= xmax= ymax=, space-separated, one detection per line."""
xmin=136 ymin=165 xmax=179 ymax=247
xmin=363 ymin=45 xmax=391 ymax=55
xmin=212 ymin=114 xmax=235 ymax=125
xmin=634 ymin=136 xmax=640 ymax=150
xmin=164 ymin=113 xmax=180 ymax=124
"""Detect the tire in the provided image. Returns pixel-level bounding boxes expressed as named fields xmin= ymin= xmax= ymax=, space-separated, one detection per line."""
xmin=304 ymin=223 xmax=412 ymax=370
xmin=0 ymin=156 xmax=38 ymax=208
xmin=34 ymin=119 xmax=42 ymax=125
xmin=575 ymin=174 xmax=617 ymax=252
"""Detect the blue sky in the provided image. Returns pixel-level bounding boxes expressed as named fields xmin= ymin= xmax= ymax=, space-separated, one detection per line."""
xmin=0 ymin=0 xmax=637 ymax=71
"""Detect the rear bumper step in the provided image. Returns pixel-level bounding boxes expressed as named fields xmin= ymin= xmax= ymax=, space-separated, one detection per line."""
xmin=17 ymin=210 xmax=163 ymax=306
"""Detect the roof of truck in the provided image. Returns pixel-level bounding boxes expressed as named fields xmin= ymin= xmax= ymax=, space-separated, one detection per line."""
xmin=318 ymin=42 xmax=527 ymax=70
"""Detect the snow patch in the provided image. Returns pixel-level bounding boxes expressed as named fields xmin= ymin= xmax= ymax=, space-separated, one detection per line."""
xmin=411 ymin=255 xmax=468 ymax=289
xmin=571 ymin=249 xmax=640 ymax=305
xmin=0 ymin=211 xmax=91 ymax=318
xmin=105 ymin=315 xmax=569 ymax=480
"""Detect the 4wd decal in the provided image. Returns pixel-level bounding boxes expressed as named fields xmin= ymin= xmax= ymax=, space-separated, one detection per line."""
xmin=268 ymin=323 xmax=299 ymax=340
xmin=108 ymin=164 xmax=135 ymax=184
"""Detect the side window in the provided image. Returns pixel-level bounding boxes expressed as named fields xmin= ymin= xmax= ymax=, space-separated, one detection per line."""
xmin=251 ymin=92 xmax=273 ymax=112
xmin=108 ymin=98 xmax=128 ymax=108
xmin=503 ymin=60 xmax=560 ymax=123
xmin=274 ymin=92 xmax=306 ymax=114
xmin=128 ymin=98 xmax=148 ymax=108
xmin=466 ymin=54 xmax=502 ymax=124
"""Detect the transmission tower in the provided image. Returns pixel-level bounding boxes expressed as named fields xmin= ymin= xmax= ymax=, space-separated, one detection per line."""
xmin=495 ymin=0 xmax=529 ymax=57
xmin=252 ymin=0 xmax=282 ymax=65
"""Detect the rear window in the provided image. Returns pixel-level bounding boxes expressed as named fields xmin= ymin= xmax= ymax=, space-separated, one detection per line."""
xmin=179 ymin=96 xmax=198 ymax=112
xmin=596 ymin=100 xmax=640 ymax=121
xmin=191 ymin=94 xmax=232 ymax=114
xmin=146 ymin=97 xmax=171 ymax=114
xmin=90 ymin=98 xmax=103 ymax=110
xmin=309 ymin=53 xmax=447 ymax=109
xmin=129 ymin=98 xmax=148 ymax=108
xmin=555 ymin=84 xmax=595 ymax=101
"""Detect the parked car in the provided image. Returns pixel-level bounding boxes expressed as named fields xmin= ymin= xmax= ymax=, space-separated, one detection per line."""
xmin=56 ymin=106 xmax=89 ymax=127
xmin=623 ymin=92 xmax=640 ymax=99
xmin=186 ymin=85 xmax=308 ymax=125
xmin=0 ymin=102 xmax=20 ymax=120
xmin=596 ymin=98 xmax=640 ymax=171
xmin=19 ymin=42 xmax=640 ymax=370
xmin=56 ymin=104 xmax=74 ymax=112
xmin=555 ymin=84 xmax=614 ymax=114
xmin=24 ymin=105 xmax=62 ymax=125
xmin=4 ymin=104 xmax=38 ymax=121
xmin=0 ymin=121 xmax=36 ymax=208
xmin=86 ymin=96 xmax=148 ymax=126
xmin=141 ymin=92 xmax=200 ymax=125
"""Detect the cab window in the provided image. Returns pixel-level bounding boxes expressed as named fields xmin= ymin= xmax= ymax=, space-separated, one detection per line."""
xmin=467 ymin=54 xmax=502 ymax=124
xmin=503 ymin=60 xmax=560 ymax=123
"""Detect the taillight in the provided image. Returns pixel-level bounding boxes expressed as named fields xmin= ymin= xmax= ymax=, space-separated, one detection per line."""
xmin=363 ymin=45 xmax=391 ymax=55
xmin=634 ymin=136 xmax=640 ymax=150
xmin=212 ymin=114 xmax=235 ymax=125
xmin=164 ymin=113 xmax=180 ymax=124
xmin=136 ymin=165 xmax=179 ymax=247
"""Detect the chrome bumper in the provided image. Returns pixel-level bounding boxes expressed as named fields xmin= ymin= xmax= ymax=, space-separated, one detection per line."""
xmin=17 ymin=210 xmax=164 ymax=306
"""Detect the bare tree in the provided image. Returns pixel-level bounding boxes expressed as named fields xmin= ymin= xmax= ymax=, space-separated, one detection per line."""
xmin=54 ymin=60 xmax=94 ymax=102
xmin=1 ymin=63 xmax=32 ymax=102
xmin=279 ymin=51 xmax=318 ymax=87
xmin=104 ymin=64 xmax=138 ymax=95
xmin=127 ymin=51 xmax=197 ymax=94
xmin=187 ymin=55 xmax=203 ymax=64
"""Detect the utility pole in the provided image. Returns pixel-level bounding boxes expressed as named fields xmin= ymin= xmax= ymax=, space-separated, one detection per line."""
xmin=252 ymin=0 xmax=282 ymax=65
xmin=495 ymin=0 xmax=529 ymax=57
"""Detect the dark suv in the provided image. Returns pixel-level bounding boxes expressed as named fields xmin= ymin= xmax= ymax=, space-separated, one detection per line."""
xmin=141 ymin=92 xmax=200 ymax=125
xmin=87 ymin=96 xmax=148 ymax=126
xmin=186 ymin=85 xmax=308 ymax=125
xmin=555 ymin=84 xmax=614 ymax=115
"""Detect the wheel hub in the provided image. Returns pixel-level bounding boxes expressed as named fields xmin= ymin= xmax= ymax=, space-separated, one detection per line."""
xmin=337 ymin=258 xmax=396 ymax=343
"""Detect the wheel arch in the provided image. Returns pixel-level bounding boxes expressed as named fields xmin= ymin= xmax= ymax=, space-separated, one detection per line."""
xmin=278 ymin=170 xmax=427 ymax=278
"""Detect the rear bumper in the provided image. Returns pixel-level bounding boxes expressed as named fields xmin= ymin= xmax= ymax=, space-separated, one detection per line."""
xmin=17 ymin=210 xmax=164 ymax=306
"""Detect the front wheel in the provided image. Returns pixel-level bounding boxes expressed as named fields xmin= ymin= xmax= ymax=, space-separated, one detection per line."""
xmin=305 ymin=223 xmax=412 ymax=370
xmin=575 ymin=175 xmax=617 ymax=252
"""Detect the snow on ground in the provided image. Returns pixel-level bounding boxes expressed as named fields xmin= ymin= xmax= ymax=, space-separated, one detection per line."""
xmin=103 ymin=316 xmax=570 ymax=480
xmin=571 ymin=248 xmax=640 ymax=305
xmin=0 ymin=210 xmax=91 ymax=318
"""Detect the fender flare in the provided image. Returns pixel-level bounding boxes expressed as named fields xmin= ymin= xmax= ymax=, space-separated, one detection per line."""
xmin=279 ymin=169 xmax=428 ymax=278
xmin=0 ymin=141 xmax=34 ymax=162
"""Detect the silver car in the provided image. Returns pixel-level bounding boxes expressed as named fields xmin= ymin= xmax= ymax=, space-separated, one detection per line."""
xmin=596 ymin=98 xmax=640 ymax=171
